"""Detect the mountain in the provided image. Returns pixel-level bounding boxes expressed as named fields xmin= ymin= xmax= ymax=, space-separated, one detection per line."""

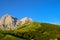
xmin=16 ymin=17 xmax=33 ymax=26
xmin=0 ymin=14 xmax=60 ymax=40
xmin=0 ymin=14 xmax=33 ymax=30
xmin=0 ymin=22 xmax=60 ymax=40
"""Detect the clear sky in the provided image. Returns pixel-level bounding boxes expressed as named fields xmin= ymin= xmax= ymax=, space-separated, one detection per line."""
xmin=0 ymin=0 xmax=60 ymax=24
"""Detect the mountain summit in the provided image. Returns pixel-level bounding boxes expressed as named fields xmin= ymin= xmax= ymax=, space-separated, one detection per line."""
xmin=0 ymin=14 xmax=33 ymax=30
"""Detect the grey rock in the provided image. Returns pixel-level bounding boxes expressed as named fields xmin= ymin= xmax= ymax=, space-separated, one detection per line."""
xmin=0 ymin=14 xmax=33 ymax=30
xmin=0 ymin=14 xmax=17 ymax=30
xmin=16 ymin=17 xmax=33 ymax=26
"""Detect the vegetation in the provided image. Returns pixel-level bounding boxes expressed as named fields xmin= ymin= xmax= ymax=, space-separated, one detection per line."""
xmin=0 ymin=22 xmax=60 ymax=40
xmin=1 ymin=35 xmax=20 ymax=40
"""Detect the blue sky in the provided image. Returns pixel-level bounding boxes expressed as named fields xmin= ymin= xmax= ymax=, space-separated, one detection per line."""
xmin=0 ymin=0 xmax=60 ymax=24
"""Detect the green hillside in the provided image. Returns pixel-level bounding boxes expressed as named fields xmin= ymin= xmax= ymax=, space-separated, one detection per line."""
xmin=0 ymin=22 xmax=60 ymax=40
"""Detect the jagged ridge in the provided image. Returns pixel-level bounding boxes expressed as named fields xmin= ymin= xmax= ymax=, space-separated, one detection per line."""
xmin=0 ymin=14 xmax=33 ymax=30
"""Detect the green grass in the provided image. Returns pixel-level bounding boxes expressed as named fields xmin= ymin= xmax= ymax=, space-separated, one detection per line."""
xmin=1 ymin=35 xmax=20 ymax=40
xmin=0 ymin=22 xmax=60 ymax=40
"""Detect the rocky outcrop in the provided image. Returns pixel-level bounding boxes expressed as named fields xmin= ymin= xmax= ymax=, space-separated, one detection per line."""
xmin=16 ymin=17 xmax=33 ymax=26
xmin=0 ymin=14 xmax=33 ymax=30
xmin=0 ymin=14 xmax=17 ymax=30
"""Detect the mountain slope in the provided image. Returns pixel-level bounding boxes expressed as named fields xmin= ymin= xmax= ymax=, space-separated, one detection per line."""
xmin=0 ymin=14 xmax=60 ymax=40
xmin=0 ymin=14 xmax=33 ymax=30
xmin=0 ymin=22 xmax=60 ymax=40
xmin=14 ymin=22 xmax=60 ymax=40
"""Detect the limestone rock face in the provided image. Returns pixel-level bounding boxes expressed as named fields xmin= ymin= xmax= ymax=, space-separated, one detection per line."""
xmin=16 ymin=17 xmax=33 ymax=26
xmin=20 ymin=17 xmax=32 ymax=24
xmin=0 ymin=14 xmax=33 ymax=30
xmin=0 ymin=14 xmax=17 ymax=30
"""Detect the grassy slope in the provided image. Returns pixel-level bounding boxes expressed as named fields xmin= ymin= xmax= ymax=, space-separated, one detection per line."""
xmin=0 ymin=22 xmax=60 ymax=40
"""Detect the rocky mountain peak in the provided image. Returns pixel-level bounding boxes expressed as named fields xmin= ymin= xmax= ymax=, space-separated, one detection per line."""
xmin=3 ymin=14 xmax=10 ymax=17
xmin=0 ymin=14 xmax=33 ymax=30
xmin=20 ymin=17 xmax=32 ymax=21
xmin=0 ymin=14 xmax=18 ymax=30
xmin=16 ymin=17 xmax=33 ymax=26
